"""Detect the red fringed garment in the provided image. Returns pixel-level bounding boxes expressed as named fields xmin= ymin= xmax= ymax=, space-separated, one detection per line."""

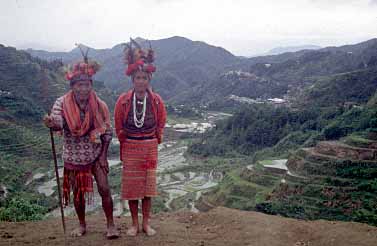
xmin=63 ymin=166 xmax=94 ymax=205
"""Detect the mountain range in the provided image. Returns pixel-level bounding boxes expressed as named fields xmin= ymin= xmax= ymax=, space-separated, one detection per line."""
xmin=253 ymin=45 xmax=322 ymax=57
xmin=176 ymin=38 xmax=377 ymax=107
xmin=25 ymin=37 xmax=377 ymax=108
xmin=26 ymin=37 xmax=238 ymax=100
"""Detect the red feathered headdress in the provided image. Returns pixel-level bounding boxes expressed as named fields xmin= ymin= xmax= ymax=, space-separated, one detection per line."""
xmin=124 ymin=38 xmax=156 ymax=77
xmin=65 ymin=44 xmax=101 ymax=84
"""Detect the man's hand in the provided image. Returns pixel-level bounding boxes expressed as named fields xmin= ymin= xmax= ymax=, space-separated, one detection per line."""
xmin=98 ymin=154 xmax=109 ymax=174
xmin=43 ymin=114 xmax=55 ymax=128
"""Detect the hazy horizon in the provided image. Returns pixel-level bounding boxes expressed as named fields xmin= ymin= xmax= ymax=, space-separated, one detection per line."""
xmin=7 ymin=36 xmax=377 ymax=58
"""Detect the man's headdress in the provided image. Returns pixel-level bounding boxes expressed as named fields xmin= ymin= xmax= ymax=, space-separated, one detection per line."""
xmin=124 ymin=38 xmax=156 ymax=77
xmin=65 ymin=44 xmax=101 ymax=84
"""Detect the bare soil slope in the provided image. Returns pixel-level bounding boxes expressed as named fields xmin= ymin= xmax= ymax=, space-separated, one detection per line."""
xmin=1 ymin=207 xmax=376 ymax=246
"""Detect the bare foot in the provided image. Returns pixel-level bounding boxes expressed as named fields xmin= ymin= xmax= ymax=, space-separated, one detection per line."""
xmin=106 ymin=226 xmax=120 ymax=239
xmin=126 ymin=226 xmax=139 ymax=237
xmin=70 ymin=225 xmax=86 ymax=237
xmin=142 ymin=225 xmax=156 ymax=237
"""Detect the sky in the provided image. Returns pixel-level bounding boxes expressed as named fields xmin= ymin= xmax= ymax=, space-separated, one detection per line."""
xmin=1 ymin=0 xmax=377 ymax=56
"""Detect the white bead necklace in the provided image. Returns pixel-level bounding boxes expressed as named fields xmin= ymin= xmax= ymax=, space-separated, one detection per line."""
xmin=133 ymin=93 xmax=147 ymax=128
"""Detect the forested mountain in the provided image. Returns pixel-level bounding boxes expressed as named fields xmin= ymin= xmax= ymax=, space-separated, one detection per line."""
xmin=26 ymin=36 xmax=239 ymax=100
xmin=263 ymin=45 xmax=321 ymax=55
xmin=178 ymin=38 xmax=377 ymax=107
xmin=26 ymin=37 xmax=377 ymax=108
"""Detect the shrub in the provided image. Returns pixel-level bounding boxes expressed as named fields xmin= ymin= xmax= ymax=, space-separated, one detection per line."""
xmin=0 ymin=197 xmax=47 ymax=222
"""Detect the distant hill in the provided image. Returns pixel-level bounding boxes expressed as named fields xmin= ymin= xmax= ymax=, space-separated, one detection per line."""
xmin=263 ymin=45 xmax=322 ymax=56
xmin=295 ymin=67 xmax=377 ymax=107
xmin=249 ymin=38 xmax=377 ymax=82
xmin=178 ymin=38 xmax=377 ymax=107
xmin=26 ymin=37 xmax=377 ymax=108
xmin=0 ymin=44 xmax=67 ymax=116
xmin=17 ymin=42 xmax=63 ymax=52
xmin=26 ymin=36 xmax=239 ymax=100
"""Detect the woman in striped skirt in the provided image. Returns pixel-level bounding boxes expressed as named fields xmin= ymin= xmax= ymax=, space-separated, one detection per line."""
xmin=114 ymin=39 xmax=166 ymax=237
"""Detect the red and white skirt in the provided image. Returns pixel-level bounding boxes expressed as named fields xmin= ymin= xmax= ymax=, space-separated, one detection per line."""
xmin=121 ymin=138 xmax=158 ymax=200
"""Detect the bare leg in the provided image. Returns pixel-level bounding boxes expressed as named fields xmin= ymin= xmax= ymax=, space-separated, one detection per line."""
xmin=93 ymin=164 xmax=119 ymax=239
xmin=142 ymin=197 xmax=156 ymax=236
xmin=127 ymin=200 xmax=139 ymax=236
xmin=71 ymin=193 xmax=86 ymax=237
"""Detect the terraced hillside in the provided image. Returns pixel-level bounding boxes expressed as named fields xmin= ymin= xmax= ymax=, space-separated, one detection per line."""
xmin=199 ymin=134 xmax=377 ymax=226
xmin=0 ymin=45 xmax=69 ymax=220
xmin=197 ymin=160 xmax=285 ymax=212
xmin=264 ymin=135 xmax=377 ymax=224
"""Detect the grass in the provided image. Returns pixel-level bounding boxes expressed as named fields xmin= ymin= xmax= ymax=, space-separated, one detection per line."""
xmin=258 ymin=160 xmax=275 ymax=165
xmin=342 ymin=134 xmax=376 ymax=148
xmin=203 ymin=167 xmax=279 ymax=210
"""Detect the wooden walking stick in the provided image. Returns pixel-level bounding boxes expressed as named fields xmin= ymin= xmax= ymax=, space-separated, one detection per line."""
xmin=49 ymin=128 xmax=66 ymax=234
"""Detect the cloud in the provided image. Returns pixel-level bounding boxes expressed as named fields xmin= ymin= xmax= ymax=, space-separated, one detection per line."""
xmin=1 ymin=0 xmax=376 ymax=55
xmin=153 ymin=0 xmax=178 ymax=4
xmin=308 ymin=0 xmax=375 ymax=9
xmin=310 ymin=0 xmax=367 ymax=5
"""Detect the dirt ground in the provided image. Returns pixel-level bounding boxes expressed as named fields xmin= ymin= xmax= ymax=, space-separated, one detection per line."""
xmin=1 ymin=207 xmax=376 ymax=246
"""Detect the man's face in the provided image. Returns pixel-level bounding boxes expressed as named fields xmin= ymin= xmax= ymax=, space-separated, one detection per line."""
xmin=72 ymin=80 xmax=92 ymax=101
xmin=132 ymin=70 xmax=150 ymax=93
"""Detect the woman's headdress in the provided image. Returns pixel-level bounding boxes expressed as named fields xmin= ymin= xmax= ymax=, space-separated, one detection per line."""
xmin=65 ymin=44 xmax=101 ymax=84
xmin=124 ymin=38 xmax=156 ymax=77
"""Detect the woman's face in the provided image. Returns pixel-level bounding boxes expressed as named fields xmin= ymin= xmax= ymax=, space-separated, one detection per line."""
xmin=72 ymin=80 xmax=92 ymax=101
xmin=132 ymin=70 xmax=150 ymax=93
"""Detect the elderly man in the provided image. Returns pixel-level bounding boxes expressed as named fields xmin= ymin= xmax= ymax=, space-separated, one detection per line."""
xmin=43 ymin=57 xmax=119 ymax=239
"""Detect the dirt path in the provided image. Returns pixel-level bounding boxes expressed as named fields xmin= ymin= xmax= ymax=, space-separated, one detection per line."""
xmin=1 ymin=207 xmax=376 ymax=246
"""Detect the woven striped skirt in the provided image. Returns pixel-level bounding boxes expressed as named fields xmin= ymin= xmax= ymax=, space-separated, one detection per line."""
xmin=121 ymin=138 xmax=158 ymax=200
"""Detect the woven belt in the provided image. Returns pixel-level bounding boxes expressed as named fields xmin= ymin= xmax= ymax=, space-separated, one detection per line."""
xmin=126 ymin=135 xmax=156 ymax=140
